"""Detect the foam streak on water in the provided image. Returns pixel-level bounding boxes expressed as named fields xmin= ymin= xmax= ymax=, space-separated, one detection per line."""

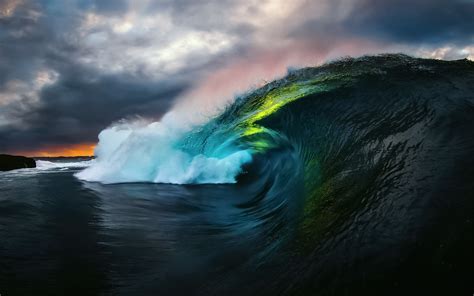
xmin=36 ymin=160 xmax=93 ymax=170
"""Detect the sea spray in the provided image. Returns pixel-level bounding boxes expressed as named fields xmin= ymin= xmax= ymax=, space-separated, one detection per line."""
xmin=75 ymin=112 xmax=252 ymax=184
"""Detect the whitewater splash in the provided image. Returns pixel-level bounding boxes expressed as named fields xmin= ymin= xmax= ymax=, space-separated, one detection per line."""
xmin=75 ymin=113 xmax=252 ymax=184
xmin=37 ymin=160 xmax=93 ymax=170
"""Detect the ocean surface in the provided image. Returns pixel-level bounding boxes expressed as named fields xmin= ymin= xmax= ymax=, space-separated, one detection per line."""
xmin=1 ymin=55 xmax=473 ymax=295
xmin=1 ymin=159 xmax=291 ymax=295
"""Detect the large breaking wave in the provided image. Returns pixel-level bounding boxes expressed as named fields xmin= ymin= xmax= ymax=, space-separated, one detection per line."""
xmin=72 ymin=54 xmax=473 ymax=293
xmin=76 ymin=54 xmax=474 ymax=189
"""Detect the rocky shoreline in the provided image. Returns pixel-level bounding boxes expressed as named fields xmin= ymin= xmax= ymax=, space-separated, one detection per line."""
xmin=0 ymin=154 xmax=36 ymax=171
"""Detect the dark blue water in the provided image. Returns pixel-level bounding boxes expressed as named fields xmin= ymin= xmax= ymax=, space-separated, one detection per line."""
xmin=0 ymin=162 xmax=302 ymax=295
xmin=1 ymin=156 xmax=471 ymax=296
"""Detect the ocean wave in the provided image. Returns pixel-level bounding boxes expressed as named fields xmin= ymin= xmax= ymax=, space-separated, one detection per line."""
xmin=71 ymin=54 xmax=474 ymax=293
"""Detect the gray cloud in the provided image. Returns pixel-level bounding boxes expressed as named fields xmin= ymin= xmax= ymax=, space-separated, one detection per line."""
xmin=345 ymin=0 xmax=474 ymax=45
xmin=0 ymin=0 xmax=193 ymax=152
xmin=0 ymin=75 xmax=187 ymax=151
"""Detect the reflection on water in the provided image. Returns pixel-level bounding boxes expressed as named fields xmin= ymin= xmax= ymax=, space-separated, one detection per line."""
xmin=0 ymin=166 xmax=301 ymax=295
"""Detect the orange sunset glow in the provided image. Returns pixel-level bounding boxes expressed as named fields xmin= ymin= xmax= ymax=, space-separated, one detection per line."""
xmin=13 ymin=143 xmax=96 ymax=157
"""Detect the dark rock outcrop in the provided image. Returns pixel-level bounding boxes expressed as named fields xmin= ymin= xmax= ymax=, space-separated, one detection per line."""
xmin=0 ymin=154 xmax=36 ymax=171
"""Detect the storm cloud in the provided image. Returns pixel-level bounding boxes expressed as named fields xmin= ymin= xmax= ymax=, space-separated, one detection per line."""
xmin=0 ymin=0 xmax=473 ymax=154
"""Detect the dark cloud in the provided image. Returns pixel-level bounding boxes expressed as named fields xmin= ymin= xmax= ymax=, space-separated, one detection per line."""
xmin=345 ymin=0 xmax=474 ymax=45
xmin=0 ymin=0 xmax=190 ymax=152
xmin=291 ymin=0 xmax=474 ymax=46
xmin=0 ymin=68 xmax=188 ymax=151
xmin=0 ymin=1 xmax=46 ymax=84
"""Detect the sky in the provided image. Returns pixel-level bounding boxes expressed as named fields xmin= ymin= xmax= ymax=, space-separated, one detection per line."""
xmin=0 ymin=0 xmax=473 ymax=156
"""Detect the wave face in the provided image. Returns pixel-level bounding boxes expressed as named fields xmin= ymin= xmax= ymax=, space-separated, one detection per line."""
xmin=75 ymin=54 xmax=474 ymax=293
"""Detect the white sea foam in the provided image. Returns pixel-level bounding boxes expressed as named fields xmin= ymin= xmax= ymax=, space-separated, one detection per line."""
xmin=75 ymin=112 xmax=252 ymax=184
xmin=36 ymin=160 xmax=93 ymax=170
